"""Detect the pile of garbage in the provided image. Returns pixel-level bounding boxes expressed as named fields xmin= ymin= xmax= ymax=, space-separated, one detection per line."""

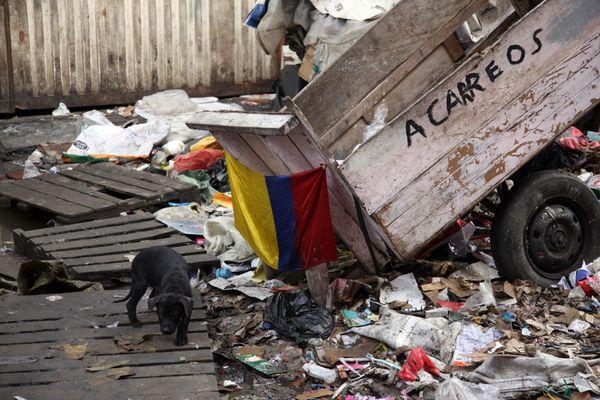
xmin=201 ymin=250 xmax=600 ymax=399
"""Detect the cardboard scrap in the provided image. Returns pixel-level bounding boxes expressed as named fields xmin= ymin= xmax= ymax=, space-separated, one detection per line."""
xmin=49 ymin=344 xmax=87 ymax=360
xmin=88 ymin=367 xmax=135 ymax=386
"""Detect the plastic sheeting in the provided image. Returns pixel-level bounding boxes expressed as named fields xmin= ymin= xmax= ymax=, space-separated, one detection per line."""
xmin=310 ymin=0 xmax=400 ymax=20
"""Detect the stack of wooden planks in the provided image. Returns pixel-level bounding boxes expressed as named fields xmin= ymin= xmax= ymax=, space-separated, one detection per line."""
xmin=0 ymin=290 xmax=219 ymax=400
xmin=13 ymin=212 xmax=220 ymax=282
xmin=0 ymin=162 xmax=198 ymax=223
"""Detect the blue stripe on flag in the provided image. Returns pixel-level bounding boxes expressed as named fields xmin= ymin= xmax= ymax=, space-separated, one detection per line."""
xmin=265 ymin=175 xmax=300 ymax=271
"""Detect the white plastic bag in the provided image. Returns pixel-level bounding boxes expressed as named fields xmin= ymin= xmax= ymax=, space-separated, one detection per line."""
xmin=65 ymin=120 xmax=169 ymax=159
xmin=436 ymin=378 xmax=498 ymax=400
xmin=203 ymin=216 xmax=255 ymax=262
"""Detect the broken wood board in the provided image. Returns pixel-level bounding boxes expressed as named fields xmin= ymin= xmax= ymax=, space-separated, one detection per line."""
xmin=0 ymin=289 xmax=219 ymax=400
xmin=187 ymin=111 xmax=299 ymax=136
xmin=0 ymin=162 xmax=198 ymax=223
xmin=339 ymin=0 xmax=600 ymax=258
xmin=13 ymin=212 xmax=219 ymax=281
xmin=210 ymin=125 xmax=389 ymax=274
xmin=294 ymin=0 xmax=487 ymax=140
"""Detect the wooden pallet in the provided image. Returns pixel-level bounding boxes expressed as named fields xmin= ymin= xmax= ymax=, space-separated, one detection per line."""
xmin=13 ymin=212 xmax=220 ymax=282
xmin=0 ymin=290 xmax=219 ymax=400
xmin=0 ymin=162 xmax=198 ymax=223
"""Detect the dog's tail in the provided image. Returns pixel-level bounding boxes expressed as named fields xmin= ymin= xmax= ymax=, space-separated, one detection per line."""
xmin=113 ymin=291 xmax=132 ymax=303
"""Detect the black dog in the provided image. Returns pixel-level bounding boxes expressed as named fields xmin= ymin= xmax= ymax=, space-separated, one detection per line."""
xmin=115 ymin=246 xmax=193 ymax=346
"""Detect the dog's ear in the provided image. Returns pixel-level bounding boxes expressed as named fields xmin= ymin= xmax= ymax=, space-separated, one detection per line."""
xmin=179 ymin=296 xmax=193 ymax=319
xmin=148 ymin=294 xmax=163 ymax=311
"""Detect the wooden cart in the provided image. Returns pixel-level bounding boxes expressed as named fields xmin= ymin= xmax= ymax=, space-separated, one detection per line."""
xmin=188 ymin=0 xmax=600 ymax=288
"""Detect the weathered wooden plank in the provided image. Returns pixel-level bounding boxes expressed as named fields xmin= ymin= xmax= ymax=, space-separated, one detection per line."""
xmin=294 ymin=0 xmax=487 ymax=137
xmin=0 ymin=375 xmax=219 ymax=400
xmin=0 ymin=347 xmax=213 ymax=374
xmin=30 ymin=220 xmax=165 ymax=245
xmin=0 ymin=332 xmax=211 ymax=358
xmin=362 ymin=45 xmax=454 ymax=126
xmin=0 ymin=306 xmax=207 ymax=331
xmin=70 ymin=253 xmax=220 ymax=280
xmin=212 ymin=131 xmax=273 ymax=175
xmin=341 ymin=0 xmax=600 ymax=215
xmin=381 ymin=29 xmax=600 ymax=231
xmin=62 ymin=244 xmax=205 ymax=267
xmin=392 ymin=47 xmax=600 ymax=256
xmin=59 ymin=169 xmax=159 ymax=199
xmin=92 ymin=162 xmax=194 ymax=191
xmin=0 ymin=290 xmax=205 ymax=327
xmin=14 ymin=177 xmax=118 ymax=210
xmin=0 ymin=362 xmax=215 ymax=388
xmin=36 ymin=173 xmax=136 ymax=204
xmin=18 ymin=212 xmax=154 ymax=238
xmin=77 ymin=164 xmax=175 ymax=195
xmin=0 ymin=181 xmax=94 ymax=217
xmin=187 ymin=110 xmax=299 ymax=135
xmin=40 ymin=227 xmax=176 ymax=252
xmin=0 ymin=323 xmax=208 ymax=345
xmin=49 ymin=235 xmax=192 ymax=259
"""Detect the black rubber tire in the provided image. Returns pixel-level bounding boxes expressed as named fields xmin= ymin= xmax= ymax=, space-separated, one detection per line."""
xmin=491 ymin=170 xmax=600 ymax=286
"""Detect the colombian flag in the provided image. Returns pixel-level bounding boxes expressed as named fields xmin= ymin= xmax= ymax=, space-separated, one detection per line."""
xmin=226 ymin=153 xmax=337 ymax=271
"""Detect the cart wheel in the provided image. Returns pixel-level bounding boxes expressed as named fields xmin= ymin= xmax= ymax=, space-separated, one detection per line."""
xmin=491 ymin=170 xmax=600 ymax=285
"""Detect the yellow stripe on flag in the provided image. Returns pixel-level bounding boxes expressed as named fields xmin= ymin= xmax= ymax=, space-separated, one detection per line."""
xmin=225 ymin=153 xmax=279 ymax=268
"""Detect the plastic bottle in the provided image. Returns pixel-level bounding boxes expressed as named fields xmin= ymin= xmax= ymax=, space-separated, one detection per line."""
xmin=302 ymin=362 xmax=337 ymax=384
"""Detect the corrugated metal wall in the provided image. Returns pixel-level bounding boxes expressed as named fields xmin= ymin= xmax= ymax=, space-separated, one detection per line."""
xmin=0 ymin=0 xmax=279 ymax=113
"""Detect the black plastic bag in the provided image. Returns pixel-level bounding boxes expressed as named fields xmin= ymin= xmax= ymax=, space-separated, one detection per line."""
xmin=264 ymin=290 xmax=334 ymax=345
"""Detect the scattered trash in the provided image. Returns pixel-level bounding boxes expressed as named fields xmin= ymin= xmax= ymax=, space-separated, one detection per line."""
xmin=154 ymin=202 xmax=209 ymax=236
xmin=88 ymin=367 xmax=135 ymax=386
xmin=203 ymin=216 xmax=254 ymax=262
xmin=64 ymin=110 xmax=169 ymax=161
xmin=18 ymin=260 xmax=102 ymax=295
xmin=352 ymin=308 xmax=459 ymax=362
xmin=448 ymin=261 xmax=499 ymax=281
xmin=236 ymin=353 xmax=287 ymax=376
xmin=209 ymin=270 xmax=273 ymax=300
xmin=45 ymin=295 xmax=63 ymax=302
xmin=49 ymin=343 xmax=87 ymax=360
xmin=303 ymin=361 xmax=338 ymax=384
xmin=340 ymin=309 xmax=376 ymax=327
xmin=398 ymin=347 xmax=440 ymax=381
xmin=379 ymin=273 xmax=426 ymax=311
xmin=452 ymin=324 xmax=503 ymax=367
xmin=51 ymin=102 xmax=70 ymax=116
xmin=264 ymin=291 xmax=334 ymax=345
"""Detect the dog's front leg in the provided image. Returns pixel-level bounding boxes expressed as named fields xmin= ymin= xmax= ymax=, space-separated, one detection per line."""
xmin=174 ymin=315 xmax=189 ymax=346
xmin=126 ymin=283 xmax=147 ymax=328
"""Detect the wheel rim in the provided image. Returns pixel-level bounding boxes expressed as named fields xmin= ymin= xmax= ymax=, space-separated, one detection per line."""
xmin=527 ymin=204 xmax=583 ymax=277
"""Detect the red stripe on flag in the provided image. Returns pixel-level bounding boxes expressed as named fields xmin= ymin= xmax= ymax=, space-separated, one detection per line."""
xmin=289 ymin=166 xmax=337 ymax=269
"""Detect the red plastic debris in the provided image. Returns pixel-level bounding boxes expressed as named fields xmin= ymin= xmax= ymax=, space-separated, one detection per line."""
xmin=173 ymin=148 xmax=224 ymax=173
xmin=397 ymin=347 xmax=440 ymax=381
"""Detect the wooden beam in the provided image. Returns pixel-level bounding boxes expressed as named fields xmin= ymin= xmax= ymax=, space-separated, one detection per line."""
xmin=509 ymin=0 xmax=532 ymax=17
xmin=186 ymin=111 xmax=299 ymax=136
xmin=294 ymin=0 xmax=488 ymax=139
xmin=306 ymin=263 xmax=329 ymax=307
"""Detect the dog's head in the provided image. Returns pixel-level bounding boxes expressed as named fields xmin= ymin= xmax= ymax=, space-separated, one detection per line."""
xmin=148 ymin=293 xmax=193 ymax=335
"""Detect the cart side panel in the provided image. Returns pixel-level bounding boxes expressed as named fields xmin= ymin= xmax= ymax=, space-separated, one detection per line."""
xmin=340 ymin=0 xmax=600 ymax=258
xmin=294 ymin=0 xmax=487 ymax=138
